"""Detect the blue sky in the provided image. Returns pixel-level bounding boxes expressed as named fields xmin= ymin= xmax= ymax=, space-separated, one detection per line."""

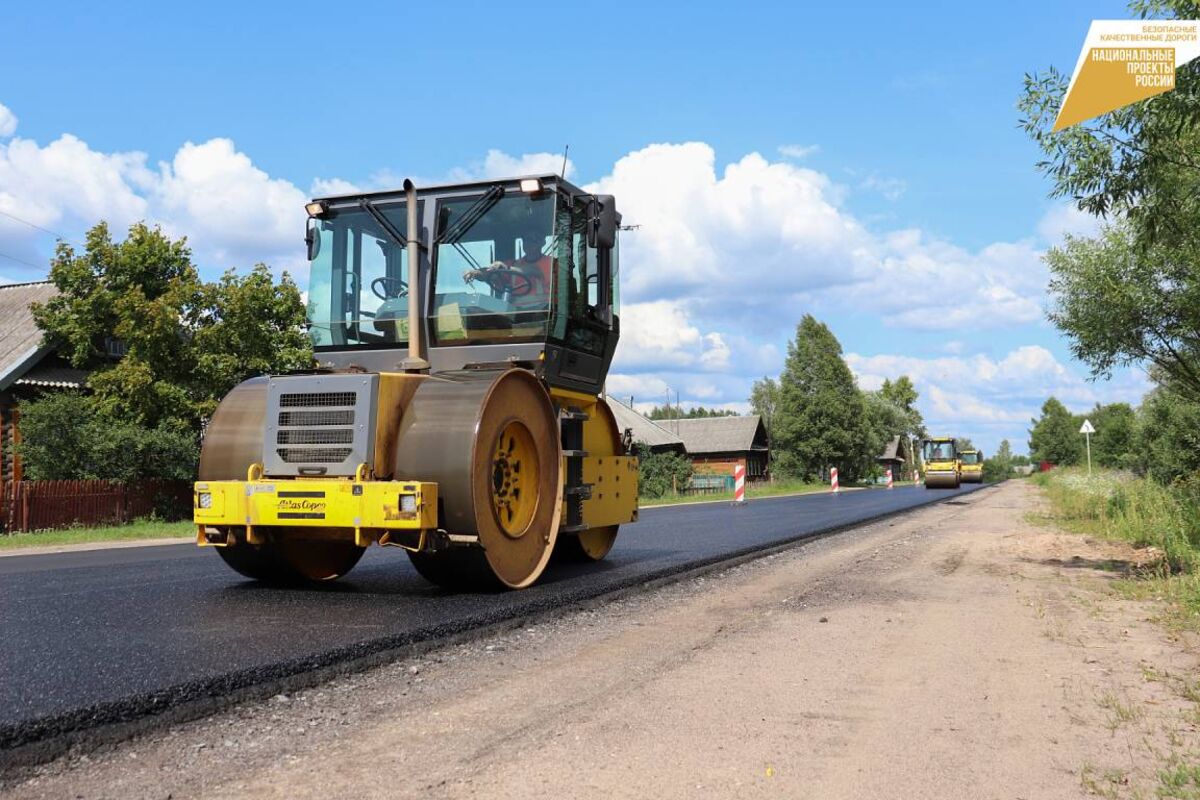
xmin=0 ymin=0 xmax=1147 ymax=453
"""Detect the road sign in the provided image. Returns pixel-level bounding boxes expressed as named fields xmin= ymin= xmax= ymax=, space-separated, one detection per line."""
xmin=1079 ymin=419 xmax=1095 ymax=434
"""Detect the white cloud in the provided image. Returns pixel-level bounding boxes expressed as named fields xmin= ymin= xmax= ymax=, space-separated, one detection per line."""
xmin=0 ymin=103 xmax=17 ymax=138
xmin=309 ymin=176 xmax=361 ymax=197
xmin=859 ymin=173 xmax=907 ymax=200
xmin=847 ymin=346 xmax=1079 ymax=403
xmin=152 ymin=138 xmax=307 ymax=270
xmin=616 ymin=300 xmax=731 ymax=370
xmin=0 ymin=134 xmax=151 ymax=235
xmin=829 ymin=232 xmax=1048 ymax=332
xmin=589 ymin=142 xmax=871 ymax=319
xmin=1037 ymin=202 xmax=1102 ymax=244
xmin=605 ymin=372 xmax=672 ymax=404
xmin=447 ymin=149 xmax=575 ymax=183
xmin=846 ymin=346 xmax=1151 ymax=452
xmin=778 ymin=143 xmax=820 ymax=159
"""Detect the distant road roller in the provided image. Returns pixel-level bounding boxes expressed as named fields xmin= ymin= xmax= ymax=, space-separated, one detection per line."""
xmin=193 ymin=175 xmax=638 ymax=589
xmin=958 ymin=449 xmax=984 ymax=483
xmin=921 ymin=437 xmax=960 ymax=489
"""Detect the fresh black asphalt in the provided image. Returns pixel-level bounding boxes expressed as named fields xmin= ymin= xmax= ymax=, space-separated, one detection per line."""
xmin=0 ymin=483 xmax=984 ymax=754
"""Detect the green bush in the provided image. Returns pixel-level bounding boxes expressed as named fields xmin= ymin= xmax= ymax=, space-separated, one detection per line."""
xmin=17 ymin=392 xmax=199 ymax=482
xmin=635 ymin=444 xmax=694 ymax=499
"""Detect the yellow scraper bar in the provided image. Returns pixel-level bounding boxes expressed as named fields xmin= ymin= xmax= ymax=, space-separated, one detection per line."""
xmin=194 ymin=473 xmax=438 ymax=545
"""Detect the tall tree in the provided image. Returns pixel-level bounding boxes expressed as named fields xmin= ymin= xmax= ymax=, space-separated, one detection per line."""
xmin=1043 ymin=225 xmax=1200 ymax=404
xmin=647 ymin=405 xmax=737 ymax=420
xmin=749 ymin=376 xmax=780 ymax=438
xmin=1028 ymin=397 xmax=1083 ymax=466
xmin=879 ymin=375 xmax=926 ymax=439
xmin=1089 ymin=402 xmax=1138 ymax=469
xmin=773 ymin=316 xmax=870 ymax=480
xmin=984 ymin=439 xmax=1015 ymax=482
xmin=1134 ymin=385 xmax=1200 ymax=483
xmin=862 ymin=390 xmax=907 ymax=476
xmin=33 ymin=222 xmax=312 ymax=425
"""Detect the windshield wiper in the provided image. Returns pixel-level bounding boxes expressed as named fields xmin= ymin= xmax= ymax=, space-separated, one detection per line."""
xmin=359 ymin=198 xmax=408 ymax=248
xmin=436 ymin=185 xmax=505 ymax=245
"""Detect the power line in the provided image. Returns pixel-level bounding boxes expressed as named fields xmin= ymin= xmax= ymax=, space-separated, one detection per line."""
xmin=0 ymin=249 xmax=46 ymax=270
xmin=0 ymin=209 xmax=69 ymax=240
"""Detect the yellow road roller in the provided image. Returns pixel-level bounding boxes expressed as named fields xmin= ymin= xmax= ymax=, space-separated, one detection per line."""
xmin=958 ymin=449 xmax=984 ymax=483
xmin=921 ymin=437 xmax=960 ymax=489
xmin=193 ymin=175 xmax=638 ymax=589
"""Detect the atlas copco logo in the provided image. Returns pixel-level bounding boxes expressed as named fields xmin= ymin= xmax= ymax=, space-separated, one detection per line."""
xmin=277 ymin=499 xmax=327 ymax=512
xmin=1054 ymin=20 xmax=1200 ymax=130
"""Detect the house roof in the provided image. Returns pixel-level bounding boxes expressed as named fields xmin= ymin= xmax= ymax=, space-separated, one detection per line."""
xmin=605 ymin=397 xmax=686 ymax=452
xmin=878 ymin=436 xmax=919 ymax=464
xmin=879 ymin=435 xmax=904 ymax=461
xmin=0 ymin=281 xmax=58 ymax=391
xmin=670 ymin=415 xmax=767 ymax=455
xmin=14 ymin=364 xmax=89 ymax=389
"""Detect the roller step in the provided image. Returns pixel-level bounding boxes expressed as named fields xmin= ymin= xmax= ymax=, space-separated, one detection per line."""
xmin=560 ymin=522 xmax=590 ymax=533
xmin=562 ymin=449 xmax=589 ymax=458
xmin=565 ymin=484 xmax=593 ymax=499
xmin=560 ymin=409 xmax=590 ymax=421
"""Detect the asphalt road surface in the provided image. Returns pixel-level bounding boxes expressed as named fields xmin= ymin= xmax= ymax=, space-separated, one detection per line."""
xmin=0 ymin=483 xmax=984 ymax=754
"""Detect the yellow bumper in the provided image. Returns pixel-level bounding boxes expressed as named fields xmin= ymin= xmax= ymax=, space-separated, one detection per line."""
xmin=193 ymin=478 xmax=438 ymax=547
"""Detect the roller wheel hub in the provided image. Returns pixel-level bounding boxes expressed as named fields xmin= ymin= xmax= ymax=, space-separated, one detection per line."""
xmin=491 ymin=420 xmax=539 ymax=539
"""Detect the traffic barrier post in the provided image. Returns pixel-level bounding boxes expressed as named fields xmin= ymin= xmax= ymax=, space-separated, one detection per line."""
xmin=733 ymin=464 xmax=746 ymax=505
xmin=830 ymin=467 xmax=840 ymax=493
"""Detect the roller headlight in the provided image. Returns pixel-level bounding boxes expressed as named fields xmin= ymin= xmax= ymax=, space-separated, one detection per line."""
xmin=197 ymin=492 xmax=213 ymax=510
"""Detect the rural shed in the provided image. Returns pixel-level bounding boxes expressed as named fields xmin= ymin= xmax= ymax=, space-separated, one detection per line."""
xmin=877 ymin=435 xmax=917 ymax=479
xmin=0 ymin=281 xmax=92 ymax=485
xmin=669 ymin=415 xmax=770 ymax=481
xmin=604 ymin=397 xmax=687 ymax=455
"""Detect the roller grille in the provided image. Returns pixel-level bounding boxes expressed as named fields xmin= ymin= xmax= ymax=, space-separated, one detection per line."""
xmin=263 ymin=379 xmax=376 ymax=476
xmin=279 ymin=391 xmax=356 ymax=407
xmin=276 ymin=447 xmax=354 ymax=463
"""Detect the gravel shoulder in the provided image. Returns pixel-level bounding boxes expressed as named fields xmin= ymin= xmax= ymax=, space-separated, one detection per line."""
xmin=5 ymin=480 xmax=1197 ymax=799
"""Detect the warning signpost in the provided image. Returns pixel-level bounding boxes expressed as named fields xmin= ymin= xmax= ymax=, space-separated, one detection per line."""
xmin=1080 ymin=418 xmax=1095 ymax=477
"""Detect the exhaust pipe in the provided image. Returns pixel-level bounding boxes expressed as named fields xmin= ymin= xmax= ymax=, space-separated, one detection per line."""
xmin=402 ymin=178 xmax=429 ymax=371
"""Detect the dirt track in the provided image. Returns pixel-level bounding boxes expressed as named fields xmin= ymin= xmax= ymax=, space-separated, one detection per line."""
xmin=6 ymin=480 xmax=1199 ymax=799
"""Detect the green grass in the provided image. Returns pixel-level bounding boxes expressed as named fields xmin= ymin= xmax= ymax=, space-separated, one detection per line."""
xmin=1158 ymin=757 xmax=1200 ymax=799
xmin=637 ymin=478 xmax=911 ymax=507
xmin=1035 ymin=467 xmax=1200 ymax=633
xmin=0 ymin=519 xmax=194 ymax=551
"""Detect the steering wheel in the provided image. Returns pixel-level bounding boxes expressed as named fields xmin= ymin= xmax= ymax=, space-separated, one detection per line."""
xmin=370 ymin=276 xmax=408 ymax=300
xmin=466 ymin=265 xmax=536 ymax=298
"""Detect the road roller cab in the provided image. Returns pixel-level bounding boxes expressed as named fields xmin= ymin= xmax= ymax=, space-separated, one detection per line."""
xmin=921 ymin=437 xmax=960 ymax=489
xmin=194 ymin=176 xmax=639 ymax=589
xmin=958 ymin=449 xmax=984 ymax=483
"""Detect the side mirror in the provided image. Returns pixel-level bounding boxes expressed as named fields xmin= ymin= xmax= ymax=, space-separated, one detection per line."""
xmin=588 ymin=195 xmax=618 ymax=250
xmin=305 ymin=219 xmax=321 ymax=261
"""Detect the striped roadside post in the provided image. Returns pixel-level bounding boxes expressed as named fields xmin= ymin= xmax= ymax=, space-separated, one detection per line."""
xmin=733 ymin=463 xmax=747 ymax=505
xmin=886 ymin=468 xmax=893 ymax=489
xmin=830 ymin=467 xmax=840 ymax=493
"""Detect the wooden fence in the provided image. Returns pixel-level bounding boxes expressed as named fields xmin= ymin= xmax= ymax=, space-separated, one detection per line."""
xmin=1 ymin=479 xmax=192 ymax=533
